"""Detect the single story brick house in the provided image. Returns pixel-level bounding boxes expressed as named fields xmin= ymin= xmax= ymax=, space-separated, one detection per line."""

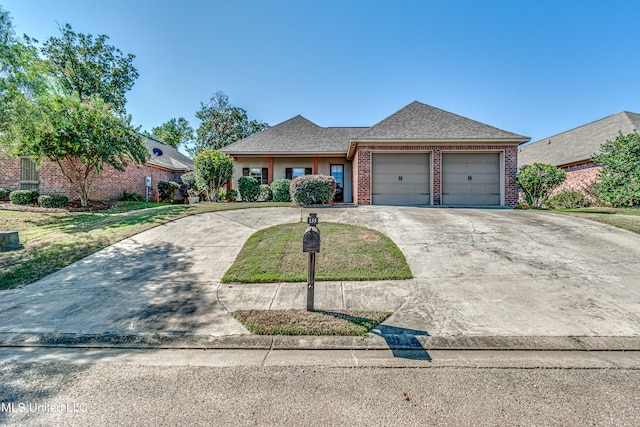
xmin=221 ymin=101 xmax=530 ymax=206
xmin=0 ymin=136 xmax=194 ymax=201
xmin=518 ymin=111 xmax=640 ymax=194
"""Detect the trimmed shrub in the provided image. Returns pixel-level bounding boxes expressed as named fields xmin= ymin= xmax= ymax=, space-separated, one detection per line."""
xmin=180 ymin=172 xmax=196 ymax=189
xmin=238 ymin=176 xmax=260 ymax=202
xmin=270 ymin=179 xmax=291 ymax=202
xmin=227 ymin=189 xmax=238 ymax=202
xmin=258 ymin=184 xmax=273 ymax=202
xmin=38 ymin=194 xmax=69 ymax=208
xmin=0 ymin=188 xmax=11 ymax=201
xmin=290 ymin=174 xmax=336 ymax=205
xmin=9 ymin=190 xmax=39 ymax=205
xmin=120 ymin=190 xmax=144 ymax=202
xmin=546 ymin=190 xmax=589 ymax=209
xmin=158 ymin=181 xmax=180 ymax=202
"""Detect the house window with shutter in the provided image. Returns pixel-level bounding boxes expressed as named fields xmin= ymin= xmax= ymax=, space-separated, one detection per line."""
xmin=242 ymin=167 xmax=269 ymax=185
xmin=20 ymin=157 xmax=40 ymax=190
xmin=285 ymin=167 xmax=312 ymax=180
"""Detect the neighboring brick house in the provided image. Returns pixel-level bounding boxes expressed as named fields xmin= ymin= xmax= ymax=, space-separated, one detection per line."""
xmin=518 ymin=111 xmax=640 ymax=195
xmin=0 ymin=136 xmax=194 ymax=201
xmin=222 ymin=101 xmax=529 ymax=207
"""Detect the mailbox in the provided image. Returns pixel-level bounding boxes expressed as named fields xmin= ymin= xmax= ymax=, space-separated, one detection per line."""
xmin=303 ymin=226 xmax=320 ymax=253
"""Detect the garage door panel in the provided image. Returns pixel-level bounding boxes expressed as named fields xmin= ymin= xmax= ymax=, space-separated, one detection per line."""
xmin=442 ymin=153 xmax=501 ymax=206
xmin=372 ymin=153 xmax=430 ymax=205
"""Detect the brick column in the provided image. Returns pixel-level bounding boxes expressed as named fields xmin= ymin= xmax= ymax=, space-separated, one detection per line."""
xmin=268 ymin=157 xmax=274 ymax=183
xmin=356 ymin=147 xmax=371 ymax=205
xmin=313 ymin=157 xmax=318 ymax=174
xmin=504 ymin=147 xmax=518 ymax=207
xmin=432 ymin=148 xmax=441 ymax=205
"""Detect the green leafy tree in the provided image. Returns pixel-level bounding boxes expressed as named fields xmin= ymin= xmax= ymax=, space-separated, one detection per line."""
xmin=592 ymin=131 xmax=640 ymax=207
xmin=150 ymin=117 xmax=194 ymax=148
xmin=0 ymin=7 xmax=48 ymax=140
xmin=516 ymin=163 xmax=566 ymax=208
xmin=193 ymin=148 xmax=234 ymax=201
xmin=192 ymin=91 xmax=268 ymax=155
xmin=6 ymin=92 xmax=147 ymax=206
xmin=41 ymin=23 xmax=138 ymax=113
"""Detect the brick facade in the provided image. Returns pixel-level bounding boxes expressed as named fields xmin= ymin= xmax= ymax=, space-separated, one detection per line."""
xmin=0 ymin=155 xmax=182 ymax=202
xmin=552 ymin=162 xmax=600 ymax=196
xmin=352 ymin=144 xmax=520 ymax=207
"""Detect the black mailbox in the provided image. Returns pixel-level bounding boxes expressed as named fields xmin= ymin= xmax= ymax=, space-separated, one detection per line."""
xmin=303 ymin=226 xmax=320 ymax=253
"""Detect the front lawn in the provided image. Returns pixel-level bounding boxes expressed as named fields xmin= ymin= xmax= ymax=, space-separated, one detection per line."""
xmin=0 ymin=201 xmax=291 ymax=290
xmin=552 ymin=207 xmax=640 ymax=235
xmin=222 ymin=222 xmax=413 ymax=283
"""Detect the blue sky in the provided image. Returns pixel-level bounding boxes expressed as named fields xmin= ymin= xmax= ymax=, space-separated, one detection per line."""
xmin=3 ymin=0 xmax=640 ymax=147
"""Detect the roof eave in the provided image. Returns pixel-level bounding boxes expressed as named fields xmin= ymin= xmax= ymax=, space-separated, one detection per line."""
xmin=346 ymin=137 xmax=531 ymax=160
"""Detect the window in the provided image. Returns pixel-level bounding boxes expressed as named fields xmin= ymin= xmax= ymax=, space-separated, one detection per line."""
xmin=285 ymin=167 xmax=312 ymax=180
xmin=20 ymin=157 xmax=39 ymax=190
xmin=330 ymin=164 xmax=344 ymax=202
xmin=242 ymin=167 xmax=268 ymax=185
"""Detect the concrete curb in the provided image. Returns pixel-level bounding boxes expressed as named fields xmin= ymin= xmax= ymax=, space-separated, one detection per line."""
xmin=1 ymin=332 xmax=639 ymax=351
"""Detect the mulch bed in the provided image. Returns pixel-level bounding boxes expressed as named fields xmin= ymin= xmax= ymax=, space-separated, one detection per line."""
xmin=0 ymin=200 xmax=111 ymax=213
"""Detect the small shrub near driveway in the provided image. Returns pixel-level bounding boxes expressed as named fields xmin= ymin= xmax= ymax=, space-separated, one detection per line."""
xmin=0 ymin=188 xmax=11 ymax=201
xmin=157 ymin=181 xmax=181 ymax=202
xmin=9 ymin=190 xmax=39 ymax=205
xmin=516 ymin=163 xmax=566 ymax=208
xmin=547 ymin=190 xmax=588 ymax=209
xmin=270 ymin=179 xmax=291 ymax=202
xmin=258 ymin=184 xmax=273 ymax=202
xmin=38 ymin=194 xmax=69 ymax=208
xmin=238 ymin=176 xmax=260 ymax=202
xmin=290 ymin=174 xmax=336 ymax=205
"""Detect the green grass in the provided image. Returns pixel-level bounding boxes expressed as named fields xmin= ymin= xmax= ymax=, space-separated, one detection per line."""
xmin=0 ymin=201 xmax=291 ymax=290
xmin=233 ymin=309 xmax=392 ymax=336
xmin=222 ymin=222 xmax=413 ymax=283
xmin=552 ymin=207 xmax=640 ymax=234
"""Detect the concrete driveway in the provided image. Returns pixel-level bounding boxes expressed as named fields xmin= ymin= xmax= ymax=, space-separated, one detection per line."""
xmin=0 ymin=206 xmax=639 ymax=349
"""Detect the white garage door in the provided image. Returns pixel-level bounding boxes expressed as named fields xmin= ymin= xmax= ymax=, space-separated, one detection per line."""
xmin=442 ymin=153 xmax=501 ymax=206
xmin=372 ymin=153 xmax=430 ymax=205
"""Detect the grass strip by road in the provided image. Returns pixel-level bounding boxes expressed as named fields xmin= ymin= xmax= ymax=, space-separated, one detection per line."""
xmin=233 ymin=309 xmax=392 ymax=336
xmin=222 ymin=222 xmax=413 ymax=283
xmin=552 ymin=207 xmax=640 ymax=235
xmin=0 ymin=201 xmax=291 ymax=290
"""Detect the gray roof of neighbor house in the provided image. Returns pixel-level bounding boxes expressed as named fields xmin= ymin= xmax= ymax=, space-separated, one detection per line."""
xmin=355 ymin=101 xmax=530 ymax=142
xmin=221 ymin=115 xmax=366 ymax=155
xmin=144 ymin=136 xmax=194 ymax=172
xmin=518 ymin=111 xmax=640 ymax=168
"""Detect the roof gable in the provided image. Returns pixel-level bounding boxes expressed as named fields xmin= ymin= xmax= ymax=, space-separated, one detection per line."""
xmin=518 ymin=111 xmax=640 ymax=167
xmin=222 ymin=115 xmax=365 ymax=154
xmin=355 ymin=101 xmax=529 ymax=141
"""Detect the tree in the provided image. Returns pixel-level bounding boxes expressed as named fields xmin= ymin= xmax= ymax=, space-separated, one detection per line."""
xmin=193 ymin=148 xmax=234 ymax=202
xmin=592 ymin=131 xmax=640 ymax=207
xmin=516 ymin=163 xmax=566 ymax=208
xmin=192 ymin=91 xmax=268 ymax=155
xmin=7 ymin=92 xmax=147 ymax=206
xmin=150 ymin=117 xmax=194 ymax=148
xmin=0 ymin=6 xmax=48 ymax=139
xmin=41 ymin=23 xmax=138 ymax=113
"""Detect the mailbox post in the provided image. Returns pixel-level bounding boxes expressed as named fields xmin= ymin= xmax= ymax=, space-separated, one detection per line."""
xmin=302 ymin=213 xmax=320 ymax=311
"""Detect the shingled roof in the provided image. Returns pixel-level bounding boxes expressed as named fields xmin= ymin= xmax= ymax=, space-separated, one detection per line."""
xmin=518 ymin=111 xmax=640 ymax=167
xmin=221 ymin=115 xmax=365 ymax=155
xmin=144 ymin=136 xmax=194 ymax=172
xmin=354 ymin=101 xmax=529 ymax=141
xmin=222 ymin=101 xmax=529 ymax=157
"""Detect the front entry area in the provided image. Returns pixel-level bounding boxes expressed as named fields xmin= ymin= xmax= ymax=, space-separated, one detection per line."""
xmin=441 ymin=153 xmax=501 ymax=206
xmin=372 ymin=153 xmax=431 ymax=205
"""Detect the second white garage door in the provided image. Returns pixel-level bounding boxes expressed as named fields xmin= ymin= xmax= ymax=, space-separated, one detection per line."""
xmin=442 ymin=153 xmax=501 ymax=206
xmin=372 ymin=153 xmax=430 ymax=205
